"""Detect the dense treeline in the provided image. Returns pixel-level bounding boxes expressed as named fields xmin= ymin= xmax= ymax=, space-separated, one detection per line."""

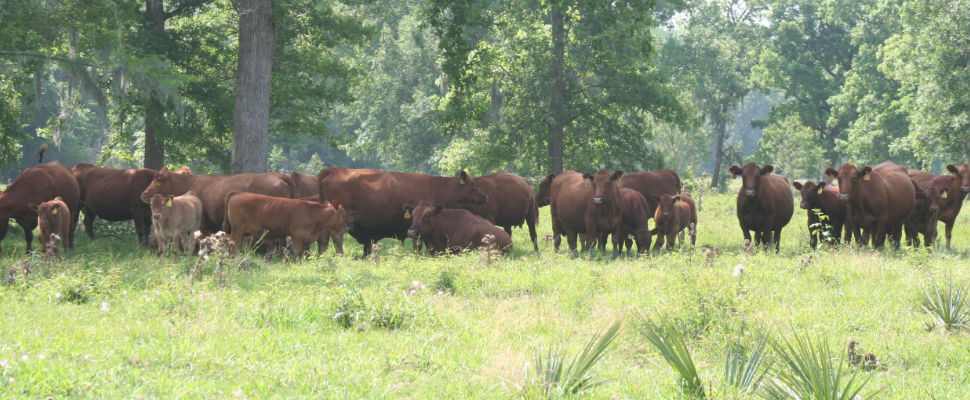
xmin=1 ymin=0 xmax=968 ymax=185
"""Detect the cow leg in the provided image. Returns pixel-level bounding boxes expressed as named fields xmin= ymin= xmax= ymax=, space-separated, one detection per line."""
xmin=773 ymin=229 xmax=782 ymax=253
xmin=316 ymin=232 xmax=329 ymax=256
xmin=82 ymin=208 xmax=96 ymax=240
xmin=566 ymin=231 xmax=578 ymax=254
xmin=653 ymin=231 xmax=665 ymax=251
xmin=583 ymin=218 xmax=597 ymax=253
xmin=332 ymin=232 xmax=344 ymax=255
xmin=14 ymin=216 xmax=36 ymax=254
xmin=611 ymin=229 xmax=622 ymax=259
xmin=665 ymin=232 xmax=675 ymax=251
xmin=527 ymin=218 xmax=538 ymax=252
xmin=293 ymin=240 xmax=306 ymax=260
xmin=689 ymin=223 xmax=697 ymax=247
xmin=872 ymin=221 xmax=887 ymax=248
xmin=597 ymin=232 xmax=609 ymax=253
xmin=361 ymin=238 xmax=372 ymax=258
xmin=944 ymin=221 xmax=954 ymax=249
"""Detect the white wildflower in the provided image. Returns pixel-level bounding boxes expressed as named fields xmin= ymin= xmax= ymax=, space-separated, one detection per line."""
xmin=733 ymin=264 xmax=746 ymax=277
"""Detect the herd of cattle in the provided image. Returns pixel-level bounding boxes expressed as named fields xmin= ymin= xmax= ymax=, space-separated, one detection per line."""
xmin=0 ymin=147 xmax=968 ymax=260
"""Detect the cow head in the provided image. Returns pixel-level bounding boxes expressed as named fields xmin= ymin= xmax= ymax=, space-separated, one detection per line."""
xmin=328 ymin=201 xmax=351 ymax=234
xmin=536 ymin=173 xmax=556 ymax=207
xmin=582 ymin=169 xmax=623 ymax=206
xmin=149 ymin=194 xmax=176 ymax=221
xmin=403 ymin=202 xmax=442 ymax=238
xmin=792 ymin=181 xmax=828 ymax=210
xmin=947 ymin=163 xmax=970 ymax=194
xmin=141 ymin=167 xmax=193 ymax=203
xmin=656 ymin=194 xmax=681 ymax=221
xmin=448 ymin=170 xmax=488 ymax=206
xmin=730 ymin=163 xmax=773 ymax=198
xmin=29 ymin=197 xmax=65 ymax=232
xmin=825 ymin=163 xmax=870 ymax=203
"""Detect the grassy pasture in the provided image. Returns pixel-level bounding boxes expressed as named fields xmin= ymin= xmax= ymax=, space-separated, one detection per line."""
xmin=1 ymin=185 xmax=969 ymax=399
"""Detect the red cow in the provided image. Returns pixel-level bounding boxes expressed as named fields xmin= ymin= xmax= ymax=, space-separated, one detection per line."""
xmin=620 ymin=169 xmax=682 ymax=216
xmin=140 ymin=167 xmax=294 ymax=233
xmin=549 ymin=169 xmax=624 ymax=258
xmin=0 ymin=147 xmax=79 ymax=254
xmin=27 ymin=197 xmax=70 ymax=256
xmin=317 ymin=167 xmax=489 ymax=256
xmin=148 ymin=192 xmax=203 ymax=257
xmin=652 ymin=193 xmax=697 ymax=251
xmin=908 ymin=163 xmax=969 ymax=248
xmin=403 ymin=202 xmax=512 ymax=254
xmin=290 ymin=172 xmax=320 ymax=199
xmin=791 ymin=181 xmax=848 ymax=248
xmin=224 ymin=191 xmax=348 ymax=259
xmin=618 ymin=188 xmax=652 ymax=256
xmin=729 ymin=163 xmax=793 ymax=252
xmin=459 ymin=172 xmax=538 ymax=251
xmin=825 ymin=161 xmax=915 ymax=248
xmin=73 ymin=164 xmax=155 ymax=245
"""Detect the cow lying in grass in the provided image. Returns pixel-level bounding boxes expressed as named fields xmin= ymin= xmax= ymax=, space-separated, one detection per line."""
xmin=403 ymin=202 xmax=512 ymax=255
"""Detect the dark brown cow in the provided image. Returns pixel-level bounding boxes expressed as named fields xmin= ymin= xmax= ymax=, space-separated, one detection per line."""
xmin=549 ymin=169 xmax=624 ymax=258
xmin=28 ymin=197 xmax=70 ymax=256
xmin=652 ymin=193 xmax=697 ymax=250
xmin=317 ymin=167 xmax=489 ymax=256
xmin=73 ymin=164 xmax=155 ymax=244
xmin=139 ymin=167 xmax=294 ymax=233
xmin=536 ymin=173 xmax=557 ymax=207
xmin=403 ymin=202 xmax=512 ymax=254
xmin=729 ymin=163 xmax=793 ymax=252
xmin=459 ymin=172 xmax=538 ymax=251
xmin=904 ymin=185 xmax=945 ymax=247
xmin=825 ymin=161 xmax=915 ymax=248
xmin=908 ymin=164 xmax=969 ymax=248
xmin=618 ymin=188 xmax=652 ymax=256
xmin=791 ymin=181 xmax=848 ymax=248
xmin=620 ymin=169 xmax=682 ymax=216
xmin=225 ymin=191 xmax=348 ymax=258
xmin=0 ymin=147 xmax=80 ymax=254
xmin=290 ymin=172 xmax=320 ymax=199
xmin=148 ymin=192 xmax=203 ymax=257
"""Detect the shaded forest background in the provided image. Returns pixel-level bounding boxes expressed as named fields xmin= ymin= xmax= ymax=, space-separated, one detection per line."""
xmin=1 ymin=0 xmax=968 ymax=187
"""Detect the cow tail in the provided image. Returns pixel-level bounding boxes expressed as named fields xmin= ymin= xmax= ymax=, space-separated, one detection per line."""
xmin=316 ymin=169 xmax=334 ymax=202
xmin=280 ymin=174 xmax=296 ymax=198
xmin=38 ymin=144 xmax=48 ymax=164
xmin=223 ymin=190 xmax=241 ymax=233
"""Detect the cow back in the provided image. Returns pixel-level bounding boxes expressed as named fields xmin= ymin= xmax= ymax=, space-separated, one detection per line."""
xmin=73 ymin=164 xmax=155 ymax=220
xmin=460 ymin=172 xmax=535 ymax=227
xmin=620 ymin=169 xmax=681 ymax=215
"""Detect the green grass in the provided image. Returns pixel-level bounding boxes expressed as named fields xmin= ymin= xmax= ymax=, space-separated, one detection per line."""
xmin=1 ymin=186 xmax=969 ymax=398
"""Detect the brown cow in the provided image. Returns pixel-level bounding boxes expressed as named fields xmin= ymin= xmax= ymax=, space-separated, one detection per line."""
xmin=549 ymin=169 xmax=624 ymax=258
xmin=27 ymin=197 xmax=70 ymax=256
xmin=536 ymin=173 xmax=557 ymax=207
xmin=139 ymin=167 xmax=294 ymax=233
xmin=904 ymin=185 xmax=945 ymax=247
xmin=908 ymin=164 xmax=969 ymax=248
xmin=459 ymin=172 xmax=538 ymax=251
xmin=290 ymin=172 xmax=320 ymax=199
xmin=792 ymin=181 xmax=848 ymax=248
xmin=147 ymin=192 xmax=203 ymax=257
xmin=825 ymin=161 xmax=915 ymax=248
xmin=316 ymin=167 xmax=489 ymax=256
xmin=224 ymin=191 xmax=348 ymax=259
xmin=652 ymin=193 xmax=697 ymax=251
xmin=0 ymin=147 xmax=80 ymax=254
xmin=620 ymin=169 xmax=682 ymax=216
xmin=73 ymin=164 xmax=155 ymax=245
xmin=618 ymin=188 xmax=652 ymax=256
xmin=403 ymin=202 xmax=512 ymax=254
xmin=729 ymin=163 xmax=793 ymax=252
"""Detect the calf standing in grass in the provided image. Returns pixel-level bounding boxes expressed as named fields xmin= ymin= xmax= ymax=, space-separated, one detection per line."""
xmin=792 ymin=181 xmax=847 ymax=248
xmin=148 ymin=192 xmax=203 ymax=257
xmin=905 ymin=185 xmax=946 ymax=247
xmin=618 ymin=189 xmax=652 ymax=256
xmin=28 ymin=197 xmax=70 ymax=256
xmin=403 ymin=202 xmax=512 ymax=255
xmin=224 ymin=191 xmax=348 ymax=259
xmin=651 ymin=193 xmax=697 ymax=251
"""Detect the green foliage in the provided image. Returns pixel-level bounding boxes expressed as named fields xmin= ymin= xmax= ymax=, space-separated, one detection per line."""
xmin=754 ymin=114 xmax=826 ymax=179
xmin=723 ymin=336 xmax=770 ymax=394
xmin=0 ymin=75 xmax=25 ymax=166
xmin=922 ymin=280 xmax=970 ymax=332
xmin=639 ymin=316 xmax=706 ymax=398
xmin=762 ymin=331 xmax=880 ymax=400
xmin=529 ymin=320 xmax=621 ymax=398
xmin=331 ymin=289 xmax=414 ymax=330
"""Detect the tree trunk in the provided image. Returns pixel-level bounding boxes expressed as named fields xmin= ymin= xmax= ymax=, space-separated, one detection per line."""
xmin=547 ymin=4 xmax=566 ymax=173
xmin=710 ymin=106 xmax=727 ymax=189
xmin=231 ymin=0 xmax=274 ymax=174
xmin=144 ymin=0 xmax=166 ymax=169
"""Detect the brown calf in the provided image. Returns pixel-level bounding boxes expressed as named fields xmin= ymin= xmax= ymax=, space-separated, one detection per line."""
xmin=225 ymin=191 xmax=348 ymax=259
xmin=729 ymin=163 xmax=793 ymax=252
xmin=652 ymin=193 xmax=697 ymax=251
xmin=908 ymin=164 xmax=968 ymax=248
xmin=904 ymin=185 xmax=945 ymax=248
xmin=148 ymin=192 xmax=203 ymax=257
xmin=618 ymin=188 xmax=652 ymax=256
xmin=28 ymin=197 xmax=70 ymax=256
xmin=826 ymin=161 xmax=915 ymax=248
xmin=791 ymin=181 xmax=848 ymax=248
xmin=403 ymin=203 xmax=512 ymax=254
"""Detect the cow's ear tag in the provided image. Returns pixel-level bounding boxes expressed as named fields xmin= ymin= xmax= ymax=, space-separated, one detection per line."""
xmin=404 ymin=210 xmax=411 ymax=219
xmin=51 ymin=208 xmax=57 ymax=215
xmin=863 ymin=173 xmax=871 ymax=181
xmin=166 ymin=198 xmax=173 ymax=207
xmin=941 ymin=190 xmax=948 ymax=199
xmin=817 ymin=186 xmax=824 ymax=195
